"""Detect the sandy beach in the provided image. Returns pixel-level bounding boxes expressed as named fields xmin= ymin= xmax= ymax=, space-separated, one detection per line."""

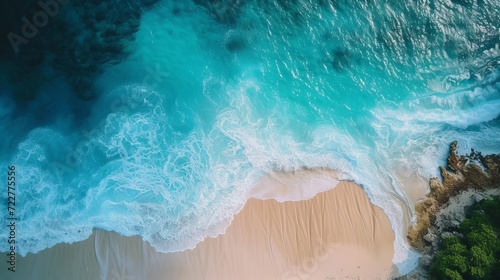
xmin=4 ymin=181 xmax=395 ymax=280
xmin=2 ymin=0 xmax=498 ymax=279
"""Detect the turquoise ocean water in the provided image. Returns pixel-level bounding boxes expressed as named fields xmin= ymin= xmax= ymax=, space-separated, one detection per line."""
xmin=1 ymin=0 xmax=500 ymax=274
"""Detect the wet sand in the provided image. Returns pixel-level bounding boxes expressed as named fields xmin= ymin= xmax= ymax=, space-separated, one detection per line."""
xmin=4 ymin=181 xmax=395 ymax=280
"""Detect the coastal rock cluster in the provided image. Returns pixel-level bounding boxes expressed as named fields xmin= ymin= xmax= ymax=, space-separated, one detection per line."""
xmin=404 ymin=141 xmax=500 ymax=278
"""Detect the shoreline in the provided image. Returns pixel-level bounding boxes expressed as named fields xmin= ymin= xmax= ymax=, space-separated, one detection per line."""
xmin=1 ymin=181 xmax=396 ymax=280
xmin=402 ymin=141 xmax=500 ymax=279
xmin=408 ymin=141 xmax=500 ymax=249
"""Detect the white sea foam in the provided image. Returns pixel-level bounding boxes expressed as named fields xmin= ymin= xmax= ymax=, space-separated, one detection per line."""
xmin=211 ymin=79 xmax=422 ymax=274
xmin=408 ymin=81 xmax=500 ymax=129
xmin=369 ymin=74 xmax=500 ymax=273
xmin=2 ymin=2 xmax=500 ymax=278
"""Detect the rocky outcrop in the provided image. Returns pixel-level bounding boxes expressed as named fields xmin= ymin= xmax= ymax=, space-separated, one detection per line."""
xmin=408 ymin=141 xmax=500 ymax=249
xmin=399 ymin=188 xmax=500 ymax=280
xmin=402 ymin=141 xmax=500 ymax=278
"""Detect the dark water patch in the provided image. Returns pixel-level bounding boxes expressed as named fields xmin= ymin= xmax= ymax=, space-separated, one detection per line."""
xmin=224 ymin=30 xmax=247 ymax=52
xmin=0 ymin=1 xmax=41 ymax=59
xmin=1 ymin=0 xmax=161 ymax=101
xmin=331 ymin=48 xmax=350 ymax=72
xmin=450 ymin=0 xmax=475 ymax=7
xmin=331 ymin=47 xmax=362 ymax=73
xmin=49 ymin=1 xmax=146 ymax=99
xmin=0 ymin=0 xmax=163 ymax=163
xmin=192 ymin=0 xmax=244 ymax=25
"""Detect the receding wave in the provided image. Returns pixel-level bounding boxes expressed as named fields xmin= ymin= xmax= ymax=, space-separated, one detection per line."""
xmin=1 ymin=0 xmax=500 ymax=277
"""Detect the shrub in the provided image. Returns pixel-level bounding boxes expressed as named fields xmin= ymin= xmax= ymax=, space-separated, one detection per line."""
xmin=430 ymin=196 xmax=500 ymax=280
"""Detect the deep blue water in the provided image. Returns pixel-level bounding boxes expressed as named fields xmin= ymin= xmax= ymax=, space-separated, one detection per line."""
xmin=1 ymin=0 xmax=500 ymax=274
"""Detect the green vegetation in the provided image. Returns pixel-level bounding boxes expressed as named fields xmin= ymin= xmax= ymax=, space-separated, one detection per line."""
xmin=430 ymin=196 xmax=500 ymax=279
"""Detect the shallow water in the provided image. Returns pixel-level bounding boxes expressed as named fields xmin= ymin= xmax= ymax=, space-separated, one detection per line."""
xmin=1 ymin=0 xmax=499 ymax=274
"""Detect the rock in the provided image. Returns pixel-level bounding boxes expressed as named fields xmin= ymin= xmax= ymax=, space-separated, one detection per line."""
xmin=407 ymin=141 xmax=500 ymax=279
xmin=429 ymin=177 xmax=442 ymax=191
xmin=423 ymin=232 xmax=437 ymax=243
xmin=420 ymin=254 xmax=433 ymax=267
xmin=447 ymin=141 xmax=468 ymax=172
xmin=441 ymin=231 xmax=454 ymax=239
xmin=472 ymin=192 xmax=488 ymax=203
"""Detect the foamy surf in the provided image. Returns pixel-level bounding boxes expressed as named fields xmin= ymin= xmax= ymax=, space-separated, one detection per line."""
xmin=1 ymin=0 xmax=500 ymax=278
